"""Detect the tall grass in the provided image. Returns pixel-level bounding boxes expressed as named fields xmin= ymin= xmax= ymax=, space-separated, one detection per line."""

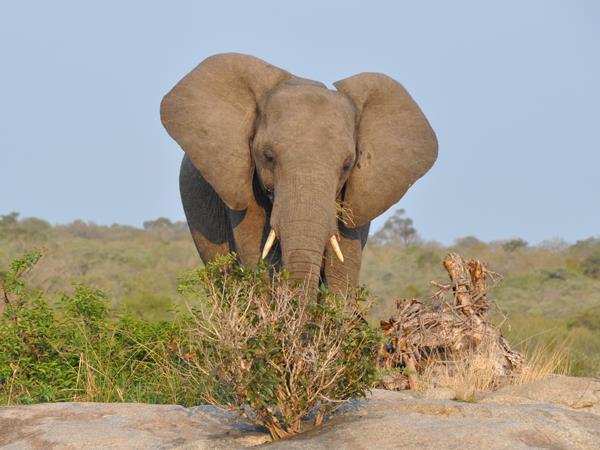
xmin=414 ymin=340 xmax=569 ymax=401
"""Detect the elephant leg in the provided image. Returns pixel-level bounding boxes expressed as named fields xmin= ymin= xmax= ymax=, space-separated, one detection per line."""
xmin=323 ymin=222 xmax=370 ymax=295
xmin=228 ymin=176 xmax=276 ymax=267
xmin=180 ymin=155 xmax=234 ymax=264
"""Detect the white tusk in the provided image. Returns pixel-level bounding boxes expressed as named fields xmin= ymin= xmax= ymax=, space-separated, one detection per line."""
xmin=330 ymin=235 xmax=344 ymax=263
xmin=261 ymin=229 xmax=277 ymax=259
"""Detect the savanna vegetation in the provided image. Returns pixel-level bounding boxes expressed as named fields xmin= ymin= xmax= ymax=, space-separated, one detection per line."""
xmin=366 ymin=210 xmax=600 ymax=377
xmin=1 ymin=210 xmax=599 ymax=414
xmin=1 ymin=249 xmax=378 ymax=438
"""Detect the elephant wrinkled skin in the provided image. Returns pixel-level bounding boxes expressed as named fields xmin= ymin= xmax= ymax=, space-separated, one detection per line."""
xmin=160 ymin=53 xmax=437 ymax=292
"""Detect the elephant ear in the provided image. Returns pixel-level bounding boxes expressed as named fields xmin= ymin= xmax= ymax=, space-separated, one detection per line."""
xmin=334 ymin=73 xmax=438 ymax=227
xmin=160 ymin=53 xmax=291 ymax=210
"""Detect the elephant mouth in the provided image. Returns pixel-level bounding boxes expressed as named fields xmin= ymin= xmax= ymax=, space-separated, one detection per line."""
xmin=260 ymin=183 xmax=274 ymax=203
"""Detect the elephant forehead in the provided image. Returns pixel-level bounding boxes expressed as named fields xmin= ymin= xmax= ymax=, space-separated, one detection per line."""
xmin=260 ymin=86 xmax=356 ymax=138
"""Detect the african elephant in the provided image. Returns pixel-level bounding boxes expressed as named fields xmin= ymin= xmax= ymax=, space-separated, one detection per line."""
xmin=160 ymin=53 xmax=437 ymax=293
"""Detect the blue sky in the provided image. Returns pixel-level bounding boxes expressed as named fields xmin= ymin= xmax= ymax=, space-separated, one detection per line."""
xmin=1 ymin=1 xmax=598 ymax=244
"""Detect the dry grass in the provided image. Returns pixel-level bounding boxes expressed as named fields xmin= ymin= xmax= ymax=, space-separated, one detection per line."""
xmin=335 ymin=201 xmax=355 ymax=228
xmin=414 ymin=340 xmax=569 ymax=401
xmin=511 ymin=340 xmax=570 ymax=385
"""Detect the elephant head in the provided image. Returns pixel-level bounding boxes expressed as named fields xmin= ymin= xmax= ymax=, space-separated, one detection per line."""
xmin=161 ymin=53 xmax=437 ymax=290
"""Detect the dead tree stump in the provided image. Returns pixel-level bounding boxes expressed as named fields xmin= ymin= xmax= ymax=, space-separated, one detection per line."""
xmin=378 ymin=253 xmax=525 ymax=391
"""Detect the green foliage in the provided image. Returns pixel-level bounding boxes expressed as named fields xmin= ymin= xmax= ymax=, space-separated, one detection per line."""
xmin=580 ymin=252 xmax=600 ymax=279
xmin=416 ymin=248 xmax=438 ymax=268
xmin=2 ymin=249 xmax=43 ymax=297
xmin=143 ymin=217 xmax=173 ymax=230
xmin=1 ymin=251 xmax=380 ymax=439
xmin=0 ymin=213 xmax=51 ymax=240
xmin=178 ymin=254 xmax=380 ymax=438
xmin=502 ymin=238 xmax=528 ymax=252
xmin=363 ymin=239 xmax=600 ymax=376
xmin=63 ymin=284 xmax=109 ymax=322
xmin=0 ymin=251 xmax=200 ymax=405
xmin=1 ymin=212 xmax=599 ymax=381
xmin=0 ymin=213 xmax=195 ymax=321
xmin=453 ymin=236 xmax=486 ymax=250
xmin=499 ymin=314 xmax=600 ymax=377
xmin=0 ymin=212 xmax=20 ymax=226
xmin=568 ymin=305 xmax=600 ymax=332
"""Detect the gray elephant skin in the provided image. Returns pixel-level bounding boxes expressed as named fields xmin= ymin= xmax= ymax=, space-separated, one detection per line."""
xmin=160 ymin=53 xmax=437 ymax=292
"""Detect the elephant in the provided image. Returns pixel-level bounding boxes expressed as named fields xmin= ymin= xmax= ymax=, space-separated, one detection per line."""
xmin=160 ymin=53 xmax=437 ymax=293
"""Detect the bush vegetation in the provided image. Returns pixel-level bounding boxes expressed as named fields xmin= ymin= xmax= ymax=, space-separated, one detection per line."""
xmin=178 ymin=255 xmax=379 ymax=438
xmin=1 ymin=211 xmax=599 ymax=379
xmin=0 ymin=249 xmax=378 ymax=439
xmin=0 ymin=250 xmax=196 ymax=405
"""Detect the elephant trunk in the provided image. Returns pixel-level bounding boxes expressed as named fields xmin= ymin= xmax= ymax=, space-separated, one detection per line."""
xmin=270 ymin=169 xmax=338 ymax=291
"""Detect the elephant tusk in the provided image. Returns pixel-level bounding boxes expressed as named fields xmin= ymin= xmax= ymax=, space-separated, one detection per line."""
xmin=261 ymin=229 xmax=277 ymax=259
xmin=330 ymin=235 xmax=344 ymax=263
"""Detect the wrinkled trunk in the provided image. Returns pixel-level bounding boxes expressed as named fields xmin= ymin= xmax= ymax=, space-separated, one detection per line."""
xmin=270 ymin=168 xmax=338 ymax=292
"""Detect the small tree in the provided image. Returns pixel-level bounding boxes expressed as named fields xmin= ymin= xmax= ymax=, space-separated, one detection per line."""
xmin=177 ymin=255 xmax=380 ymax=439
xmin=502 ymin=238 xmax=528 ymax=252
xmin=454 ymin=236 xmax=485 ymax=249
xmin=143 ymin=217 xmax=173 ymax=231
xmin=370 ymin=209 xmax=420 ymax=246
xmin=0 ymin=212 xmax=19 ymax=239
xmin=581 ymin=252 xmax=600 ymax=280
xmin=0 ymin=213 xmax=51 ymax=239
xmin=0 ymin=212 xmax=19 ymax=227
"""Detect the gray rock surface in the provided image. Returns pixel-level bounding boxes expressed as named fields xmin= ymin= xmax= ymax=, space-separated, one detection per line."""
xmin=2 ymin=376 xmax=600 ymax=449
xmin=0 ymin=402 xmax=269 ymax=449
xmin=482 ymin=375 xmax=600 ymax=414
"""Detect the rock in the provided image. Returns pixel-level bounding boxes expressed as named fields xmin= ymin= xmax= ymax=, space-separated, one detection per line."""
xmin=0 ymin=402 xmax=270 ymax=449
xmin=481 ymin=375 xmax=600 ymax=414
xmin=1 ymin=377 xmax=600 ymax=449
xmin=420 ymin=387 xmax=457 ymax=400
xmin=272 ymin=385 xmax=600 ymax=449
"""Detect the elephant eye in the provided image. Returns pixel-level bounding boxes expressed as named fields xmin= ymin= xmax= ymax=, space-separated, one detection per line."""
xmin=263 ymin=149 xmax=274 ymax=164
xmin=342 ymin=156 xmax=354 ymax=172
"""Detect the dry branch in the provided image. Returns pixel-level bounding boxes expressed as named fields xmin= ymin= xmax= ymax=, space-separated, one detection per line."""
xmin=378 ymin=253 xmax=525 ymax=391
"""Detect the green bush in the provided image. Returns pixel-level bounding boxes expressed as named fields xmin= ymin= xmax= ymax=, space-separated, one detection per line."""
xmin=0 ymin=250 xmax=199 ymax=405
xmin=499 ymin=313 xmax=600 ymax=377
xmin=1 ymin=251 xmax=380 ymax=440
xmin=502 ymin=238 xmax=528 ymax=252
xmin=581 ymin=252 xmax=600 ymax=279
xmin=178 ymin=254 xmax=380 ymax=439
xmin=568 ymin=305 xmax=600 ymax=332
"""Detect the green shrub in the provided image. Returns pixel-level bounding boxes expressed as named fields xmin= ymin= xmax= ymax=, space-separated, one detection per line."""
xmin=502 ymin=238 xmax=528 ymax=252
xmin=1 ymin=251 xmax=380 ymax=440
xmin=499 ymin=313 xmax=600 ymax=377
xmin=568 ymin=305 xmax=600 ymax=332
xmin=416 ymin=248 xmax=439 ymax=269
xmin=581 ymin=252 xmax=600 ymax=279
xmin=0 ymin=250 xmax=199 ymax=405
xmin=177 ymin=254 xmax=380 ymax=439
xmin=453 ymin=236 xmax=485 ymax=249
